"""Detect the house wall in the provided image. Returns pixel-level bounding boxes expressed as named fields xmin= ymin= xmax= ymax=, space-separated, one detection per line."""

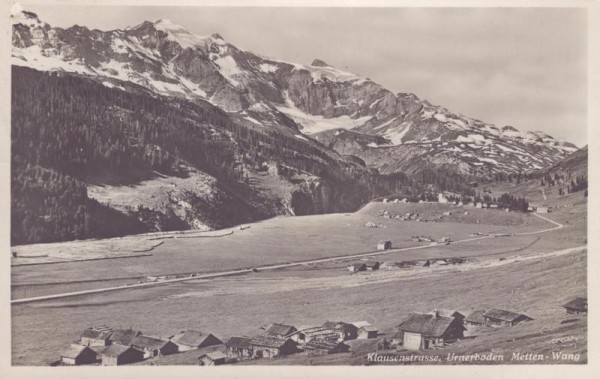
xmin=77 ymin=349 xmax=98 ymax=365
xmin=81 ymin=337 xmax=109 ymax=347
xmin=357 ymin=329 xmax=377 ymax=339
xmin=160 ymin=342 xmax=179 ymax=356
xmin=199 ymin=334 xmax=223 ymax=348
xmin=227 ymin=347 xmax=252 ymax=359
xmin=252 ymin=346 xmax=279 ymax=358
xmin=403 ymin=332 xmax=423 ymax=350
xmin=176 ymin=344 xmax=195 ymax=352
xmin=119 ymin=350 xmax=144 ymax=365
xmin=102 ymin=356 xmax=118 ymax=366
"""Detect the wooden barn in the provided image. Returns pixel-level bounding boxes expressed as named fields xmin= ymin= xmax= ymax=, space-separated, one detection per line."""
xmin=130 ymin=335 xmax=178 ymax=358
xmin=377 ymin=240 xmax=392 ymax=250
xmin=482 ymin=309 xmax=533 ymax=327
xmin=352 ymin=321 xmax=378 ymax=339
xmin=288 ymin=325 xmax=340 ymax=346
xmin=108 ymin=328 xmax=142 ymax=346
xmin=322 ymin=321 xmax=358 ymax=341
xmin=224 ymin=336 xmax=253 ymax=360
xmin=100 ymin=344 xmax=144 ymax=366
xmin=365 ymin=262 xmax=380 ymax=271
xmin=249 ymin=336 xmax=297 ymax=358
xmin=262 ymin=323 xmax=297 ymax=338
xmin=80 ymin=329 xmax=113 ymax=347
xmin=198 ymin=351 xmax=227 ymax=366
xmin=348 ymin=263 xmax=366 ymax=273
xmin=464 ymin=310 xmax=487 ymax=327
xmin=171 ymin=330 xmax=222 ymax=351
xmin=395 ymin=312 xmax=465 ymax=350
xmin=563 ymin=297 xmax=587 ymax=314
xmin=60 ymin=344 xmax=98 ymax=365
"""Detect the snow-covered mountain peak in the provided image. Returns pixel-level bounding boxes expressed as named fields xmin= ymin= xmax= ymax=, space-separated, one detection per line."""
xmin=11 ymin=8 xmax=45 ymax=28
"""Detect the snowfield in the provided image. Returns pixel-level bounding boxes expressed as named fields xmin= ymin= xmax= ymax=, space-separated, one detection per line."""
xmin=276 ymin=91 xmax=372 ymax=134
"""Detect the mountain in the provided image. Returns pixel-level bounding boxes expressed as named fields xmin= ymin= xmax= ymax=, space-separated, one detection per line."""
xmin=10 ymin=9 xmax=579 ymax=244
xmin=541 ymin=145 xmax=588 ymax=180
xmin=11 ymin=10 xmax=577 ymax=178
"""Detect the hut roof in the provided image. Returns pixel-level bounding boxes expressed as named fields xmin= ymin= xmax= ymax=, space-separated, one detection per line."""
xmin=264 ymin=323 xmax=296 ymax=336
xmin=428 ymin=309 xmax=465 ymax=319
xmin=322 ymin=321 xmax=356 ymax=334
xmin=130 ymin=335 xmax=170 ymax=350
xmin=563 ymin=297 xmax=587 ymax=311
xmin=225 ymin=336 xmax=252 ymax=349
xmin=101 ymin=344 xmax=133 ymax=358
xmin=172 ymin=330 xmax=216 ymax=347
xmin=109 ymin=329 xmax=141 ymax=345
xmin=201 ymin=351 xmax=227 ymax=361
xmin=61 ymin=344 xmax=91 ymax=359
xmin=351 ymin=321 xmax=373 ymax=329
xmin=250 ymin=335 xmax=293 ymax=349
xmin=395 ymin=313 xmax=455 ymax=337
xmin=360 ymin=326 xmax=379 ymax=332
xmin=464 ymin=310 xmax=487 ymax=324
xmin=483 ymin=309 xmax=531 ymax=322
xmin=81 ymin=329 xmax=112 ymax=340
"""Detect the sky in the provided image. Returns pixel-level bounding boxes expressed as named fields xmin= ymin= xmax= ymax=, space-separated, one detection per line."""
xmin=16 ymin=3 xmax=588 ymax=146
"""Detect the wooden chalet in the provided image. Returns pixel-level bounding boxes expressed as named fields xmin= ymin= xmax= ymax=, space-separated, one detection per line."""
xmin=224 ymin=336 xmax=253 ymax=360
xmin=395 ymin=312 xmax=465 ymax=350
xmin=482 ymin=309 xmax=533 ymax=327
xmin=130 ymin=335 xmax=178 ymax=358
xmin=80 ymin=328 xmax=113 ymax=347
xmin=262 ymin=323 xmax=297 ymax=338
xmin=100 ymin=344 xmax=144 ymax=366
xmin=249 ymin=335 xmax=297 ymax=358
xmin=464 ymin=310 xmax=487 ymax=327
xmin=171 ymin=330 xmax=222 ymax=351
xmin=108 ymin=328 xmax=142 ymax=346
xmin=352 ymin=321 xmax=378 ymax=339
xmin=322 ymin=321 xmax=358 ymax=341
xmin=348 ymin=263 xmax=366 ymax=273
xmin=60 ymin=344 xmax=98 ymax=365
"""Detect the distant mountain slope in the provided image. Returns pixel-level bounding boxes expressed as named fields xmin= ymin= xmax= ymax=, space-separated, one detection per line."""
xmin=542 ymin=145 xmax=588 ymax=179
xmin=11 ymin=10 xmax=577 ymax=178
xmin=11 ymin=66 xmax=411 ymax=245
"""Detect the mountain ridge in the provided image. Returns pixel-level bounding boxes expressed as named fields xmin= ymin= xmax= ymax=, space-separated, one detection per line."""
xmin=11 ymin=9 xmax=577 ymax=179
xmin=10 ymin=9 xmax=587 ymax=245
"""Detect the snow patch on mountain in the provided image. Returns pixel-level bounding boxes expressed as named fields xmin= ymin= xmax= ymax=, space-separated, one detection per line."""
xmin=244 ymin=116 xmax=262 ymax=125
xmin=12 ymin=45 xmax=93 ymax=75
xmin=211 ymin=54 xmax=243 ymax=87
xmin=374 ymin=117 xmax=398 ymax=130
xmin=276 ymin=91 xmax=371 ymax=134
xmin=153 ymin=19 xmax=217 ymax=49
xmin=259 ymin=63 xmax=278 ymax=73
xmin=382 ymin=123 xmax=411 ymax=145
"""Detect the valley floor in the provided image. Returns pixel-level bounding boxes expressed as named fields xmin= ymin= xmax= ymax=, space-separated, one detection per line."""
xmin=10 ymin=197 xmax=587 ymax=366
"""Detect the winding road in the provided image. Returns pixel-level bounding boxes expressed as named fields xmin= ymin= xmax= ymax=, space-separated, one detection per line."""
xmin=11 ymin=212 xmax=565 ymax=305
